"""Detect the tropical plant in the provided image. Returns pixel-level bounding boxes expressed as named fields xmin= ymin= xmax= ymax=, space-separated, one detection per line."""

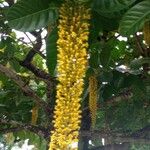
xmin=0 ymin=0 xmax=150 ymax=150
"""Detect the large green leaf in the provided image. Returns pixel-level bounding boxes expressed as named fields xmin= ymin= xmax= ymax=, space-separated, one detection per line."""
xmin=6 ymin=0 xmax=58 ymax=31
xmin=46 ymin=28 xmax=58 ymax=76
xmin=90 ymin=11 xmax=120 ymax=35
xmin=119 ymin=0 xmax=150 ymax=36
xmin=92 ymin=0 xmax=136 ymax=13
xmin=100 ymin=39 xmax=115 ymax=68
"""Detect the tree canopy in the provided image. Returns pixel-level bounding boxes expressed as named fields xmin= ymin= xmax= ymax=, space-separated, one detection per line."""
xmin=0 ymin=0 xmax=150 ymax=150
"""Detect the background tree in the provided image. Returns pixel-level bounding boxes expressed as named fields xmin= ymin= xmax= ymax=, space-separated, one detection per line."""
xmin=0 ymin=0 xmax=150 ymax=149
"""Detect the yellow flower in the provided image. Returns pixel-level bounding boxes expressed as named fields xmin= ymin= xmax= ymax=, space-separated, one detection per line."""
xmin=49 ymin=1 xmax=90 ymax=150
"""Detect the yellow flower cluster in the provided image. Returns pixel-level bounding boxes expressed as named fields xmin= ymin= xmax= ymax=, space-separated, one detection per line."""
xmin=144 ymin=21 xmax=150 ymax=46
xmin=31 ymin=104 xmax=39 ymax=125
xmin=49 ymin=2 xmax=90 ymax=150
xmin=89 ymin=75 xmax=98 ymax=129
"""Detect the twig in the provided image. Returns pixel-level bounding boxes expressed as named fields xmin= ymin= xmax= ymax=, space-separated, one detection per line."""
xmin=80 ymin=130 xmax=150 ymax=144
xmin=19 ymin=31 xmax=52 ymax=80
xmin=0 ymin=118 xmax=49 ymax=140
xmin=89 ymin=143 xmax=130 ymax=150
xmin=19 ymin=61 xmax=55 ymax=82
xmin=83 ymin=88 xmax=133 ymax=112
xmin=24 ymin=32 xmax=35 ymax=46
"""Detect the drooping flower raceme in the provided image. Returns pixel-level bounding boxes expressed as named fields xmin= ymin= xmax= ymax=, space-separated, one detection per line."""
xmin=49 ymin=2 xmax=90 ymax=150
xmin=31 ymin=104 xmax=39 ymax=125
xmin=89 ymin=75 xmax=98 ymax=129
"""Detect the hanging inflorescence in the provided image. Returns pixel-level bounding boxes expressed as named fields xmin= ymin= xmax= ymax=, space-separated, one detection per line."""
xmin=49 ymin=1 xmax=90 ymax=150
xmin=89 ymin=75 xmax=98 ymax=129
xmin=31 ymin=104 xmax=39 ymax=125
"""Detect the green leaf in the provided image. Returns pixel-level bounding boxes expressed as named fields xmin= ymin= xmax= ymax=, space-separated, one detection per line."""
xmin=6 ymin=0 xmax=58 ymax=31
xmin=14 ymin=131 xmax=47 ymax=150
xmin=91 ymin=11 xmax=120 ymax=33
xmin=0 ymin=91 xmax=9 ymax=98
xmin=102 ymin=84 xmax=116 ymax=100
xmin=100 ymin=40 xmax=115 ymax=68
xmin=101 ymin=71 xmax=113 ymax=82
xmin=119 ymin=0 xmax=150 ymax=36
xmin=89 ymin=43 xmax=101 ymax=69
xmin=130 ymin=57 xmax=150 ymax=70
xmin=46 ymin=28 xmax=58 ymax=76
xmin=89 ymin=51 xmax=99 ymax=69
xmin=131 ymin=77 xmax=146 ymax=101
xmin=9 ymin=60 xmax=21 ymax=72
xmin=111 ymin=40 xmax=126 ymax=61
xmin=92 ymin=0 xmax=136 ymax=13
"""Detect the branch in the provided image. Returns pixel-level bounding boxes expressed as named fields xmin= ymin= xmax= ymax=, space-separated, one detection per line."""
xmin=0 ymin=118 xmax=49 ymax=140
xmin=22 ymin=31 xmax=44 ymax=61
xmin=89 ymin=143 xmax=130 ymax=150
xmin=135 ymin=34 xmax=146 ymax=56
xmin=105 ymin=88 xmax=133 ymax=105
xmin=19 ymin=61 xmax=54 ymax=82
xmin=0 ymin=127 xmax=23 ymax=134
xmin=83 ymin=89 xmax=133 ymax=113
xmin=100 ymin=88 xmax=149 ymax=108
xmin=0 ymin=64 xmax=51 ymax=114
xmin=80 ymin=129 xmax=150 ymax=144
xmin=18 ymin=30 xmax=56 ymax=110
xmin=19 ymin=31 xmax=54 ymax=82
xmin=18 ymin=31 xmax=56 ymax=111
xmin=131 ymin=125 xmax=150 ymax=138
xmin=147 ymin=47 xmax=150 ymax=57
